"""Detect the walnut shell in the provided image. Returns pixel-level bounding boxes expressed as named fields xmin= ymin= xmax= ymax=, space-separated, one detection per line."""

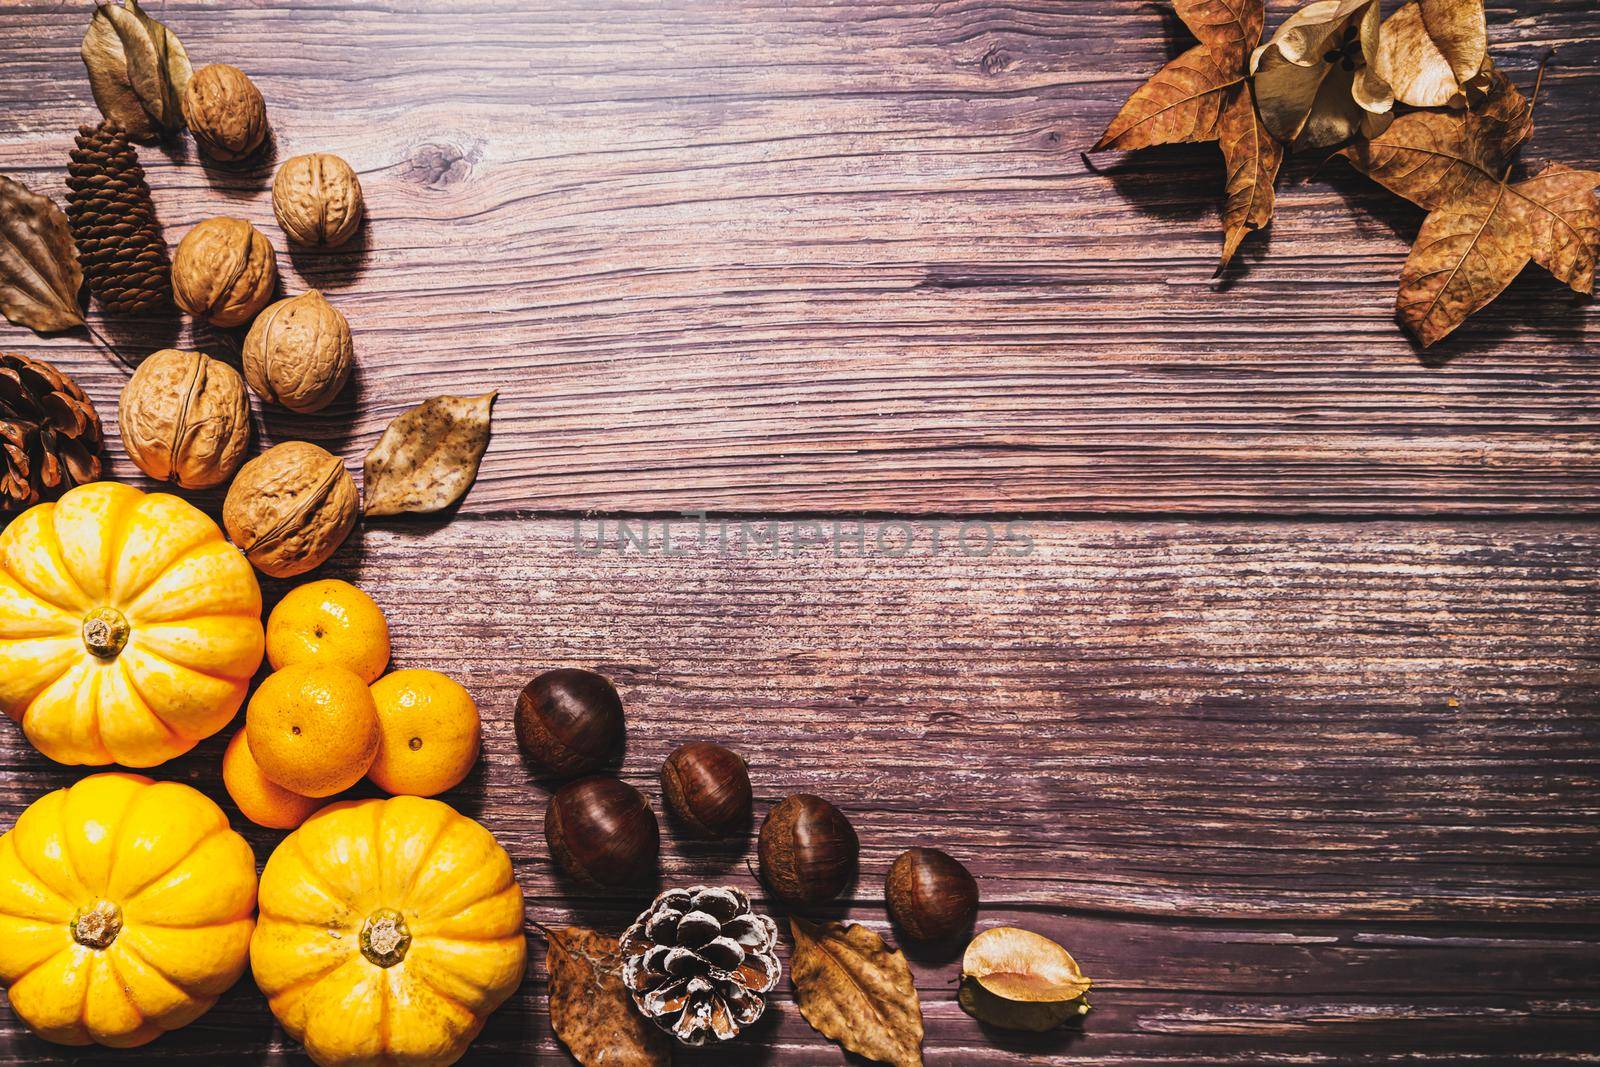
xmin=182 ymin=64 xmax=268 ymax=162
xmin=120 ymin=349 xmax=252 ymax=489
xmin=223 ymin=440 xmax=357 ymax=579
xmin=272 ymin=153 xmax=364 ymax=248
xmin=242 ymin=290 xmax=353 ymax=414
xmin=173 ymin=217 xmax=278 ymax=327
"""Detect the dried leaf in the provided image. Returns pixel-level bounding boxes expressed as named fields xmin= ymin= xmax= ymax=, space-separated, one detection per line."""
xmin=363 ymin=392 xmax=496 ymax=516
xmin=1094 ymin=0 xmax=1278 ymax=266
xmin=1217 ymin=82 xmax=1283 ymax=271
xmin=789 ymin=918 xmax=924 ymax=1067
xmin=1093 ymin=0 xmax=1263 ymax=151
xmin=1372 ymin=0 xmax=1486 ymax=108
xmin=545 ymin=926 xmax=670 ymax=1067
xmin=0 ymin=176 xmax=85 ymax=333
xmin=1250 ymin=0 xmax=1394 ymax=150
xmin=81 ymin=0 xmax=190 ymax=142
xmin=1339 ymin=67 xmax=1530 ymax=210
xmin=1396 ymin=162 xmax=1599 ymax=346
xmin=1337 ymin=72 xmax=1596 ymax=345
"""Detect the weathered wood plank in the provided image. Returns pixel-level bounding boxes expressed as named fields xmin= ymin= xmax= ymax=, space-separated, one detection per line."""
xmin=2 ymin=518 xmax=1596 ymax=1063
xmin=2 ymin=1 xmax=1599 ymax=515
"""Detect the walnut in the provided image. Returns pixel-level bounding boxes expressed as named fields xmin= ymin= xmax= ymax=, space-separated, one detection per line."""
xmin=182 ymin=64 xmax=268 ymax=163
xmin=223 ymin=440 xmax=358 ymax=578
xmin=172 ymin=217 xmax=278 ymax=327
xmin=120 ymin=349 xmax=252 ymax=489
xmin=272 ymin=153 xmax=365 ymax=248
xmin=243 ymin=290 xmax=353 ymax=413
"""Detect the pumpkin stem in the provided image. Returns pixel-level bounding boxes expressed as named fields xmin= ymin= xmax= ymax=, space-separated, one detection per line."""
xmin=360 ymin=908 xmax=411 ymax=968
xmin=82 ymin=608 xmax=131 ymax=659
xmin=71 ymin=900 xmax=123 ymax=949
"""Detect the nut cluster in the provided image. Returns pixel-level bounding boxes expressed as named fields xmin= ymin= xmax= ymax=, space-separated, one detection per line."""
xmin=172 ymin=216 xmax=278 ymax=327
xmin=243 ymin=289 xmax=353 ymax=413
xmin=273 ymin=152 xmax=365 ymax=248
xmin=119 ymin=349 xmax=251 ymax=489
xmin=182 ymin=64 xmax=268 ymax=162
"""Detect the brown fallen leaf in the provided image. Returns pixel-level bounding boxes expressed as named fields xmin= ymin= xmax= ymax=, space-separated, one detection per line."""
xmin=363 ymin=391 xmax=496 ymax=517
xmin=545 ymin=925 xmax=671 ymax=1067
xmin=1339 ymin=69 xmax=1596 ymax=346
xmin=0 ymin=176 xmax=85 ymax=334
xmin=1217 ymin=81 xmax=1284 ymax=271
xmin=1094 ymin=0 xmax=1262 ymax=151
xmin=1093 ymin=0 xmax=1279 ymax=268
xmin=1395 ymin=162 xmax=1599 ymax=346
xmin=1250 ymin=0 xmax=1393 ymax=150
xmin=790 ymin=917 xmax=923 ymax=1067
xmin=1372 ymin=0 xmax=1487 ymax=108
xmin=1339 ymin=66 xmax=1530 ymax=210
xmin=81 ymin=0 xmax=191 ymax=142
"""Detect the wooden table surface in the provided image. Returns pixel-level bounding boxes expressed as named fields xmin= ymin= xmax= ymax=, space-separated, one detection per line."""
xmin=2 ymin=0 xmax=1598 ymax=1064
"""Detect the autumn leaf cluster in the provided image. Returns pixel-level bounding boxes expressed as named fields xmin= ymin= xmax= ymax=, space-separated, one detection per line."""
xmin=1093 ymin=0 xmax=1600 ymax=347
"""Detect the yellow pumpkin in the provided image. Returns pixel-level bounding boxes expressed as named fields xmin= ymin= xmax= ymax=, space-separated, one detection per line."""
xmin=0 ymin=481 xmax=264 ymax=767
xmin=252 ymin=796 xmax=526 ymax=1067
xmin=0 ymin=773 xmax=258 ymax=1047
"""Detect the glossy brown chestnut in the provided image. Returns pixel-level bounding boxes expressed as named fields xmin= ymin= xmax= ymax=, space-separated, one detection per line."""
xmin=886 ymin=847 xmax=979 ymax=941
xmin=660 ymin=741 xmax=753 ymax=839
xmin=515 ymin=668 xmax=624 ymax=777
xmin=545 ymin=777 xmax=660 ymax=887
xmin=757 ymin=793 xmax=859 ymax=905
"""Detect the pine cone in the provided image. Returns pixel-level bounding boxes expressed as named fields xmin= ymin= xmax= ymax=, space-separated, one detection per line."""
xmin=620 ymin=885 xmax=781 ymax=1045
xmin=66 ymin=121 xmax=172 ymax=314
xmin=0 ymin=353 xmax=103 ymax=511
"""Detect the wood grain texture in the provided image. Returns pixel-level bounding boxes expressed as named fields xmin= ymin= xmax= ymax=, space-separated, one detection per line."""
xmin=1 ymin=0 xmax=1598 ymax=515
xmin=1 ymin=520 xmax=1598 ymax=1064
xmin=1 ymin=0 xmax=1599 ymax=1064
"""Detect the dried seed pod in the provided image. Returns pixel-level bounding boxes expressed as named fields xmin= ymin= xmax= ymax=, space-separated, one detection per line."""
xmin=757 ymin=794 xmax=859 ymax=906
xmin=514 ymin=668 xmax=625 ymax=778
xmin=886 ymin=847 xmax=979 ymax=941
xmin=242 ymin=290 xmax=353 ymax=413
xmin=172 ymin=217 xmax=278 ymax=327
xmin=273 ymin=152 xmax=364 ymax=248
xmin=120 ymin=349 xmax=251 ymax=489
xmin=182 ymin=64 xmax=268 ymax=163
xmin=223 ymin=440 xmax=357 ymax=579
xmin=545 ymin=777 xmax=660 ymax=887
xmin=660 ymin=742 xmax=752 ymax=839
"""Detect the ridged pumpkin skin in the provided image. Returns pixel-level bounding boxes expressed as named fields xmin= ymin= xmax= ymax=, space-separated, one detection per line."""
xmin=0 ymin=774 xmax=258 ymax=1047
xmin=252 ymin=796 xmax=527 ymax=1067
xmin=0 ymin=482 xmax=265 ymax=767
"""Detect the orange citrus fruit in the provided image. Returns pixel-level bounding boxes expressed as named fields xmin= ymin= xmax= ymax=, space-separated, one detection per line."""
xmin=266 ymin=579 xmax=391 ymax=684
xmin=246 ymin=662 xmax=380 ymax=797
xmin=368 ymin=669 xmax=481 ymax=797
xmin=221 ymin=727 xmax=322 ymax=829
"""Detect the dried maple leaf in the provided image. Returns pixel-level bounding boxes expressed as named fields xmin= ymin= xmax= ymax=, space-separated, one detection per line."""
xmin=363 ymin=391 xmax=496 ymax=516
xmin=545 ymin=925 xmax=670 ymax=1067
xmin=1340 ymin=69 xmax=1596 ymax=346
xmin=81 ymin=0 xmax=192 ymax=143
xmin=0 ymin=176 xmax=85 ymax=334
xmin=789 ymin=917 xmax=924 ymax=1067
xmin=1372 ymin=0 xmax=1487 ymax=108
xmin=1094 ymin=0 xmax=1280 ymax=269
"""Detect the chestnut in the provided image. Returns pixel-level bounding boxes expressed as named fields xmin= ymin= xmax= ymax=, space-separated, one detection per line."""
xmin=661 ymin=742 xmax=753 ymax=839
xmin=886 ymin=847 xmax=979 ymax=941
xmin=515 ymin=668 xmax=624 ymax=778
xmin=757 ymin=793 xmax=859 ymax=906
xmin=545 ymin=777 xmax=660 ymax=887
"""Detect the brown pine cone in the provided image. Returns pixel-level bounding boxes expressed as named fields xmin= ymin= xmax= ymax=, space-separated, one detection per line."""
xmin=66 ymin=121 xmax=172 ymax=315
xmin=0 ymin=353 xmax=103 ymax=512
xmin=620 ymin=886 xmax=781 ymax=1045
